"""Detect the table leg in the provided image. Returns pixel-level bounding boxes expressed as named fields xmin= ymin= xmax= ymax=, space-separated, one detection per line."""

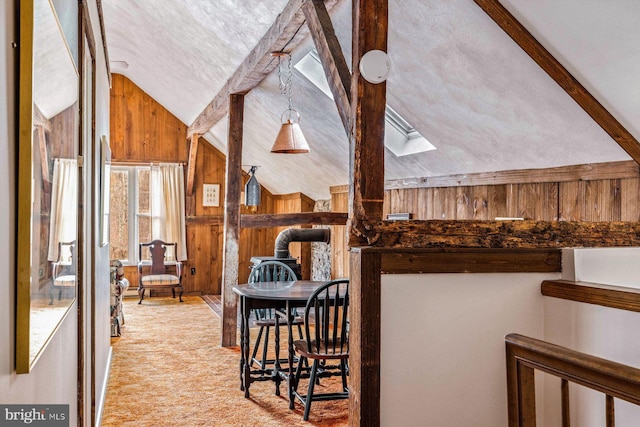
xmin=273 ymin=313 xmax=281 ymax=396
xmin=287 ymin=301 xmax=296 ymax=409
xmin=239 ymin=296 xmax=245 ymax=392
xmin=242 ymin=297 xmax=251 ymax=398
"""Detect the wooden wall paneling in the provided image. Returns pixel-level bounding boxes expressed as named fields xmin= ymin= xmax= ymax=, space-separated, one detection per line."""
xmin=456 ymin=186 xmax=489 ymax=219
xmin=110 ymin=74 xmax=124 ymax=157
xmin=486 ymin=184 xmax=508 ymax=219
xmin=125 ymin=76 xmax=141 ymax=160
xmin=142 ymin=90 xmax=154 ymax=160
xmin=183 ymin=223 xmax=197 ymax=294
xmin=505 ymin=183 xmax=519 ymax=218
xmin=382 ymin=190 xmax=390 ymax=219
xmin=516 ymin=182 xmax=558 ymax=220
xmin=414 ymin=187 xmax=432 ymax=219
xmin=413 ymin=188 xmax=433 ymax=219
xmin=385 ymin=161 xmax=640 ymax=190
xmin=432 ymin=187 xmax=456 ymax=219
xmin=583 ymin=179 xmax=621 ymax=221
xmin=111 ymin=74 xmax=188 ymax=163
xmin=474 ymin=185 xmax=490 ymax=219
xmin=198 ymin=141 xmax=226 ymax=216
xmin=608 ymin=179 xmax=622 ymax=221
xmin=455 ymin=186 xmax=471 ymax=219
xmin=621 ymin=178 xmax=640 ymax=221
xmin=558 ymin=181 xmax=584 ymax=221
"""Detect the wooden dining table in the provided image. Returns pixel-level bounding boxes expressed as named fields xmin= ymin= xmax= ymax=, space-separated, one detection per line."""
xmin=232 ymin=280 xmax=327 ymax=408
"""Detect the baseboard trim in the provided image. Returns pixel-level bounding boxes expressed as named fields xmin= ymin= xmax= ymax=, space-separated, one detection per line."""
xmin=95 ymin=346 xmax=113 ymax=427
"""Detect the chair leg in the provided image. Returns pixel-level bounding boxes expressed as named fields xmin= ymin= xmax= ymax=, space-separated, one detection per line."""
xmin=172 ymin=288 xmax=176 ymax=299
xmin=304 ymin=359 xmax=319 ymax=421
xmin=293 ymin=354 xmax=305 ymax=390
xmin=178 ymin=288 xmax=184 ymax=302
xmin=261 ymin=326 xmax=270 ymax=370
xmin=138 ymin=288 xmax=145 ymax=304
xmin=250 ymin=326 xmax=264 ymax=368
xmin=340 ymin=359 xmax=348 ymax=391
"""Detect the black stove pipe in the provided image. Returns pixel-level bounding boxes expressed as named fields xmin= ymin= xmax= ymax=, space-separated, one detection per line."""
xmin=274 ymin=228 xmax=330 ymax=259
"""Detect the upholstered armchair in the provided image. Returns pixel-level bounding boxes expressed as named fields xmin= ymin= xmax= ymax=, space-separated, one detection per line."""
xmin=137 ymin=240 xmax=183 ymax=304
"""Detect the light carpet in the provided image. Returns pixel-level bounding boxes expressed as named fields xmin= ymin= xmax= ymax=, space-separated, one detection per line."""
xmin=101 ymin=296 xmax=348 ymax=426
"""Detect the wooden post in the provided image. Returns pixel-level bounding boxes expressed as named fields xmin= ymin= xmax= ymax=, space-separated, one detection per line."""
xmin=349 ymin=0 xmax=388 ymax=246
xmin=348 ymin=0 xmax=387 ymax=425
xmin=221 ymin=94 xmax=244 ymax=347
xmin=348 ymin=249 xmax=381 ymax=426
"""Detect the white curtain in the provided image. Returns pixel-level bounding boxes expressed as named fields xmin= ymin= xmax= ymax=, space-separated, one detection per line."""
xmin=48 ymin=158 xmax=78 ymax=261
xmin=150 ymin=163 xmax=187 ymax=261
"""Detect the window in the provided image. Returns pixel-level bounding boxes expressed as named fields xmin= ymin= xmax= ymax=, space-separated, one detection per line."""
xmin=294 ymin=49 xmax=436 ymax=157
xmin=109 ymin=165 xmax=152 ymax=264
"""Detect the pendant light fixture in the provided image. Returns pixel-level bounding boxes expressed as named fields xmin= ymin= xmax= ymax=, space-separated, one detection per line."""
xmin=244 ymin=166 xmax=261 ymax=212
xmin=270 ymin=52 xmax=310 ymax=154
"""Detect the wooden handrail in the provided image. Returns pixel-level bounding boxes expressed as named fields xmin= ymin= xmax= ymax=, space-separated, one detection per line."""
xmin=542 ymin=280 xmax=640 ymax=313
xmin=505 ymin=333 xmax=640 ymax=426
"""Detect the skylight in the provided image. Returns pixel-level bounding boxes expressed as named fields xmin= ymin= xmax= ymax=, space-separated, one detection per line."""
xmin=294 ymin=50 xmax=436 ymax=157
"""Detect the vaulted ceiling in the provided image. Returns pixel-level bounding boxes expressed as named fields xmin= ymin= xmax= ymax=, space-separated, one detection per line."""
xmin=102 ymin=0 xmax=640 ymax=201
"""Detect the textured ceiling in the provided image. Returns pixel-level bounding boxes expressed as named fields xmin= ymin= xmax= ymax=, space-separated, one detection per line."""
xmin=102 ymin=0 xmax=639 ymax=201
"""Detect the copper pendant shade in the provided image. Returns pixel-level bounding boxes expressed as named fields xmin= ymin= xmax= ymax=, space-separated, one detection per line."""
xmin=270 ymin=118 xmax=310 ymax=153
xmin=270 ymin=51 xmax=310 ymax=154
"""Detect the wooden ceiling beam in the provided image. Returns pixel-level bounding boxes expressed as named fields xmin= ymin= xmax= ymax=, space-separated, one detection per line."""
xmin=186 ymin=133 xmax=199 ymax=195
xmin=240 ymin=211 xmax=348 ymax=228
xmin=362 ymin=219 xmax=640 ymax=249
xmin=474 ymin=0 xmax=640 ymax=165
xmin=302 ymin=0 xmax=352 ymax=137
xmin=187 ymin=0 xmax=340 ymax=138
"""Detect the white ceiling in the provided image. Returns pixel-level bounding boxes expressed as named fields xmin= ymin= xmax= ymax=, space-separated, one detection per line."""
xmin=102 ymin=0 xmax=640 ymax=201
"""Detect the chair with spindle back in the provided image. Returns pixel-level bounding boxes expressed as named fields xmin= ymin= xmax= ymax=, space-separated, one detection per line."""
xmin=292 ymin=278 xmax=350 ymax=421
xmin=248 ymin=260 xmax=303 ymax=371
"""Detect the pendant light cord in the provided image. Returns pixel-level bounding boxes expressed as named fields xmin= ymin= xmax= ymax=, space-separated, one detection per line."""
xmin=277 ymin=54 xmax=294 ymax=119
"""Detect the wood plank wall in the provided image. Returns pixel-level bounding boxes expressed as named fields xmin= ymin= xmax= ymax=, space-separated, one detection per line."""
xmin=331 ymin=171 xmax=640 ymax=278
xmin=110 ymin=74 xmax=312 ymax=294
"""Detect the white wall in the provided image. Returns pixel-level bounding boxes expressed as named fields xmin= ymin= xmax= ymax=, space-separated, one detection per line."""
xmin=87 ymin=0 xmax=114 ymax=422
xmin=0 ymin=2 xmax=112 ymax=426
xmin=380 ymin=272 xmax=559 ymax=427
xmin=0 ymin=1 xmax=78 ymax=422
xmin=543 ymin=248 xmax=640 ymax=427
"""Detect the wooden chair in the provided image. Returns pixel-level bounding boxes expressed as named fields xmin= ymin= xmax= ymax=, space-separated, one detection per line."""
xmin=248 ymin=260 xmax=303 ymax=371
xmin=50 ymin=240 xmax=76 ymax=304
xmin=137 ymin=240 xmax=183 ymax=304
xmin=293 ymin=278 xmax=350 ymax=421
